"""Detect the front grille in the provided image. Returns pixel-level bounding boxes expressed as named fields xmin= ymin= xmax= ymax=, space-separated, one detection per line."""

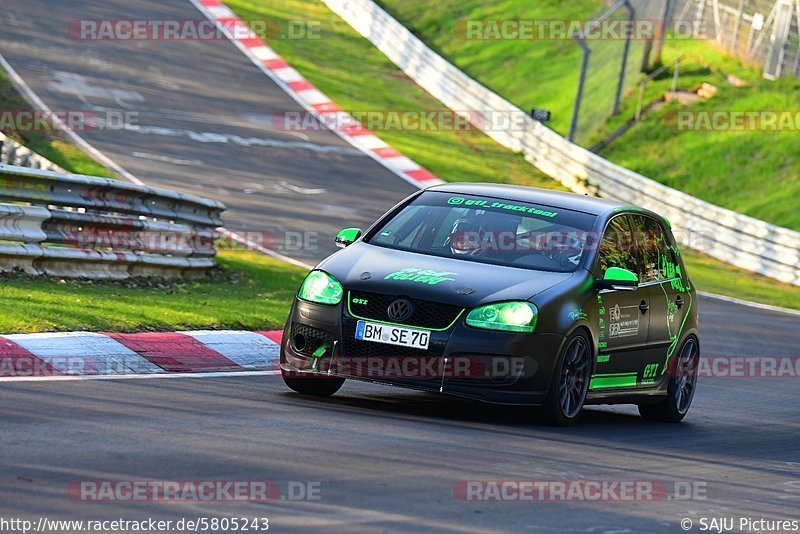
xmin=290 ymin=322 xmax=334 ymax=357
xmin=342 ymin=338 xmax=445 ymax=359
xmin=348 ymin=291 xmax=463 ymax=330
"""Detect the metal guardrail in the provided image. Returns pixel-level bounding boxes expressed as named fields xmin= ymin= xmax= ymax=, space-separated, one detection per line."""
xmin=0 ymin=164 xmax=226 ymax=279
xmin=322 ymin=0 xmax=800 ymax=286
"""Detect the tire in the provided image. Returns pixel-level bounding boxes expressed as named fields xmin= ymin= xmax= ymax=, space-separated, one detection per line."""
xmin=638 ymin=336 xmax=699 ymax=423
xmin=541 ymin=330 xmax=592 ymax=426
xmin=281 ymin=369 xmax=345 ymax=398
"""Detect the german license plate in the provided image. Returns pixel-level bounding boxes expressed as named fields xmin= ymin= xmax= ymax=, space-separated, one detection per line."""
xmin=355 ymin=321 xmax=430 ymax=350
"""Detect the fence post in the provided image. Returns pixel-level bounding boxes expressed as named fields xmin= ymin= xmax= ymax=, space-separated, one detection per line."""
xmin=712 ymin=0 xmax=723 ymax=44
xmin=731 ymin=0 xmax=746 ymax=53
xmin=614 ymin=0 xmax=636 ymax=115
xmin=764 ymin=0 xmax=795 ymax=79
xmin=569 ymin=36 xmax=592 ymax=143
xmin=750 ymin=2 xmax=779 ymax=59
xmin=672 ymin=58 xmax=681 ymax=92
xmin=635 ymin=81 xmax=647 ymax=120
xmin=794 ymin=0 xmax=800 ymax=75
xmin=651 ymin=0 xmax=674 ymax=67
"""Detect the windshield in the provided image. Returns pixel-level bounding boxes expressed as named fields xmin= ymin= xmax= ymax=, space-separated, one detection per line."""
xmin=367 ymin=191 xmax=598 ymax=273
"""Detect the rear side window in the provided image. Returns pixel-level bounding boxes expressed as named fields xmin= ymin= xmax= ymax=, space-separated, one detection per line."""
xmin=631 ymin=215 xmax=677 ymax=283
xmin=597 ymin=215 xmax=638 ymax=278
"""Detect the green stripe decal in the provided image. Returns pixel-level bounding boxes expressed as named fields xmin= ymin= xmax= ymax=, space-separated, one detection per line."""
xmin=589 ymin=373 xmax=638 ymax=389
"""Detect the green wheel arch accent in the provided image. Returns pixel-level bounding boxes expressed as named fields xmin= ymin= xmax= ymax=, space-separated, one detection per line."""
xmin=346 ymin=292 xmax=465 ymax=331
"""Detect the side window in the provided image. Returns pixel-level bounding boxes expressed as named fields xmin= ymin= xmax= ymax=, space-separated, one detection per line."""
xmin=629 ymin=215 xmax=658 ymax=283
xmin=631 ymin=215 xmax=678 ymax=282
xmin=650 ymin=219 xmax=679 ymax=281
xmin=371 ymin=205 xmax=430 ymax=248
xmin=597 ymin=215 xmax=638 ymax=278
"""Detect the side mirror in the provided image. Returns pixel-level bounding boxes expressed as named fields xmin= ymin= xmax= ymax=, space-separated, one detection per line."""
xmin=335 ymin=227 xmax=362 ymax=248
xmin=597 ymin=266 xmax=639 ymax=291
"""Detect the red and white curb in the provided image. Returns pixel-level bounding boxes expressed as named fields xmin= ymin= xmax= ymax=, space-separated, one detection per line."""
xmin=0 ymin=330 xmax=283 ymax=380
xmin=188 ymin=0 xmax=444 ymax=190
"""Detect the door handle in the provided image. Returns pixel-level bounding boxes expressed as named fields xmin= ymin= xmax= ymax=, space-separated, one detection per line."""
xmin=675 ymin=295 xmax=684 ymax=309
xmin=639 ymin=300 xmax=649 ymax=313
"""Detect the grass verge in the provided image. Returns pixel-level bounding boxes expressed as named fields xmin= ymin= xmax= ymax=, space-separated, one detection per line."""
xmin=377 ymin=0 xmax=800 ymax=231
xmin=591 ymin=41 xmax=800 ymax=230
xmin=0 ymin=68 xmax=113 ymax=177
xmin=1 ymin=245 xmax=796 ymax=336
xmin=376 ymin=0 xmax=599 ymax=136
xmin=0 ymin=0 xmax=796 ymax=331
xmin=682 ymin=250 xmax=800 ymax=311
xmin=224 ymin=0 xmax=560 ymax=189
xmin=0 ymin=250 xmax=305 ymax=334
xmin=221 ymin=0 xmax=800 ymax=311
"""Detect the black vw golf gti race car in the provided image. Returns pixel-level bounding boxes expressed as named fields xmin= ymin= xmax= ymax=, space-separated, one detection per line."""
xmin=280 ymin=184 xmax=699 ymax=425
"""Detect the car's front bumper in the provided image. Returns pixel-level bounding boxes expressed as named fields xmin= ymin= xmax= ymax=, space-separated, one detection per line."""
xmin=280 ymin=299 xmax=565 ymax=406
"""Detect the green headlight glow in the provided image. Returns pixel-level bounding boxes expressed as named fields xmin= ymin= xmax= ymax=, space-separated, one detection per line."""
xmin=466 ymin=301 xmax=538 ymax=333
xmin=298 ymin=270 xmax=343 ymax=305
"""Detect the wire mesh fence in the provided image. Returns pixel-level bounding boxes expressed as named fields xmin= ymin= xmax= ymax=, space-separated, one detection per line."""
xmin=569 ymin=0 xmax=669 ymax=145
xmin=671 ymin=0 xmax=800 ymax=78
xmin=569 ymin=0 xmax=798 ymax=145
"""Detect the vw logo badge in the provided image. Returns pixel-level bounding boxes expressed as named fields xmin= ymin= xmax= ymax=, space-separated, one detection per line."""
xmin=387 ymin=299 xmax=414 ymax=322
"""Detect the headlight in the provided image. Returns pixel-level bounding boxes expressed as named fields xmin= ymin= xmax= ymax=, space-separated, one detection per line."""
xmin=298 ymin=270 xmax=343 ymax=305
xmin=466 ymin=301 xmax=538 ymax=333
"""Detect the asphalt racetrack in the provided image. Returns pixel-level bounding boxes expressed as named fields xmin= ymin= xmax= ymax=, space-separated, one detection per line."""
xmin=1 ymin=0 xmax=798 ymax=531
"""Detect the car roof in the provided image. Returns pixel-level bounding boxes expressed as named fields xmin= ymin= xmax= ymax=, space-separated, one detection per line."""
xmin=427 ymin=183 xmax=651 ymax=218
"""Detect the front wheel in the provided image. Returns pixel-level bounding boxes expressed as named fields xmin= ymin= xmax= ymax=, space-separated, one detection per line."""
xmin=638 ymin=336 xmax=699 ymax=422
xmin=281 ymin=368 xmax=345 ymax=397
xmin=542 ymin=330 xmax=592 ymax=426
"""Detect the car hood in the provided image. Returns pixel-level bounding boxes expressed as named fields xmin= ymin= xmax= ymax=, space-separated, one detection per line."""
xmin=318 ymin=242 xmax=573 ymax=307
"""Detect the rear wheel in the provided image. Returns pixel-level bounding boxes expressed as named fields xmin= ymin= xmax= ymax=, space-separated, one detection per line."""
xmin=282 ymin=369 xmax=345 ymax=397
xmin=638 ymin=336 xmax=699 ymax=422
xmin=542 ymin=330 xmax=592 ymax=426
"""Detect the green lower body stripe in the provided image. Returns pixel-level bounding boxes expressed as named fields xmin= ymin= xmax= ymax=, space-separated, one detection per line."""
xmin=589 ymin=373 xmax=638 ymax=389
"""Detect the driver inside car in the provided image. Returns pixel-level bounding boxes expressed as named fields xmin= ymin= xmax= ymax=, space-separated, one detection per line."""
xmin=448 ymin=212 xmax=522 ymax=257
